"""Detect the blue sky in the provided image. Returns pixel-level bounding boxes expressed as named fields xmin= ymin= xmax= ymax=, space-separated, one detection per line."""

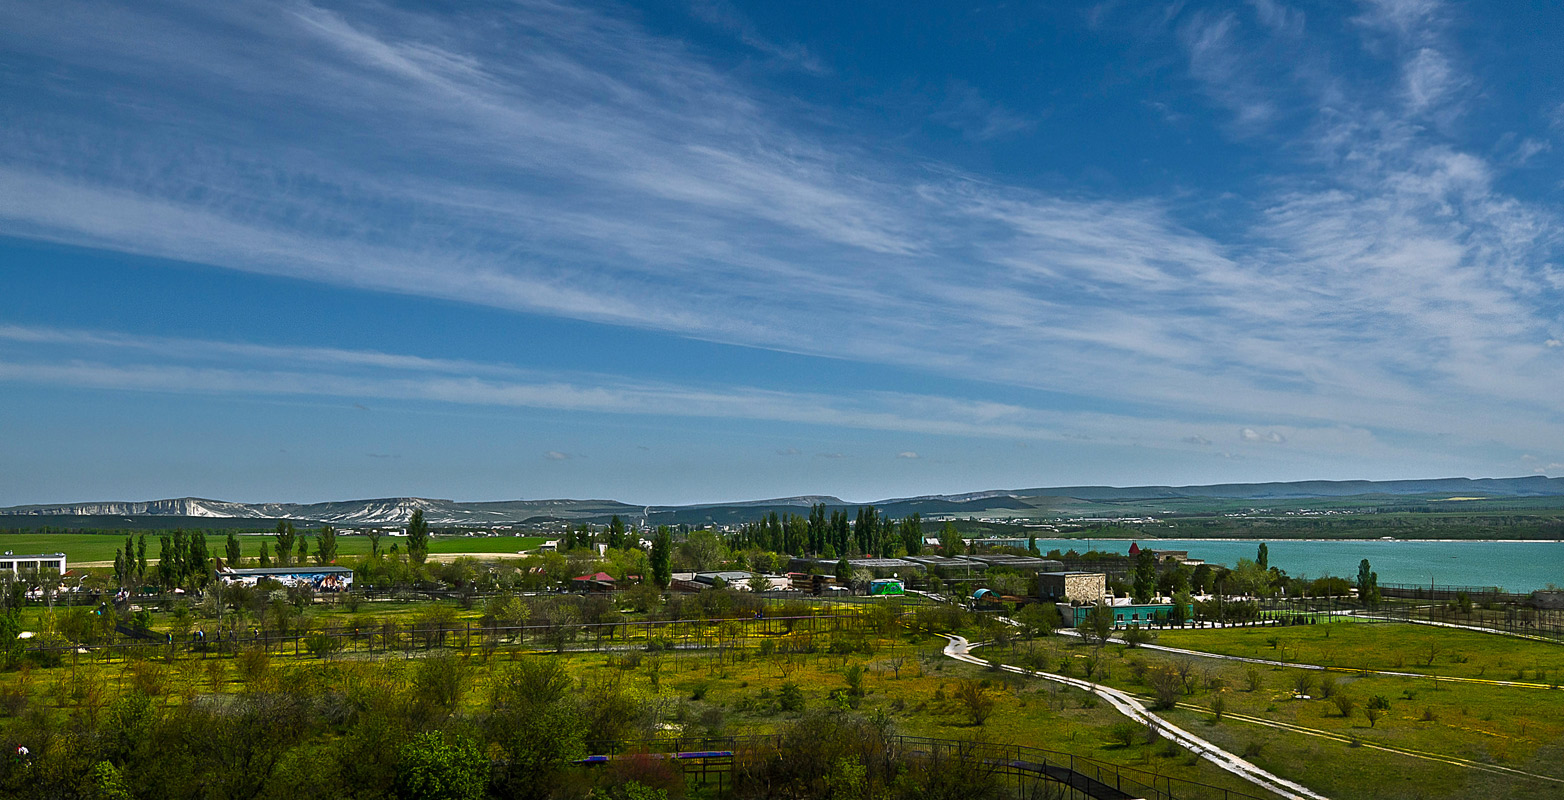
xmin=3 ymin=0 xmax=1563 ymax=506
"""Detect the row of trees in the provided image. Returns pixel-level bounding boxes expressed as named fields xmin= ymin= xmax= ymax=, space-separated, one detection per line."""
xmin=728 ymin=506 xmax=926 ymax=559
xmin=113 ymin=531 xmax=211 ymax=591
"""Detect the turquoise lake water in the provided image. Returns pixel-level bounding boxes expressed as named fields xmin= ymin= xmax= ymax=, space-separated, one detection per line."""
xmin=1004 ymin=538 xmax=1564 ymax=593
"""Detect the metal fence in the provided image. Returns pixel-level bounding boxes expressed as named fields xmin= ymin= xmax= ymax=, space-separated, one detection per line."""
xmin=595 ymin=734 xmax=1277 ymax=800
xmin=23 ymin=610 xmax=897 ymax=662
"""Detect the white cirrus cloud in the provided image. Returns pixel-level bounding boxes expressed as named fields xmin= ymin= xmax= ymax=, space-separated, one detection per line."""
xmin=1240 ymin=428 xmax=1287 ymax=444
xmin=0 ymin=1 xmax=1560 ymax=472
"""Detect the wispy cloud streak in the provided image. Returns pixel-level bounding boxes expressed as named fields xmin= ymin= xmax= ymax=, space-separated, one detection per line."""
xmin=0 ymin=0 xmax=1561 ymax=467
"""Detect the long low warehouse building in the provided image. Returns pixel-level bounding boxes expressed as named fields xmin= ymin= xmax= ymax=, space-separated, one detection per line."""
xmin=218 ymin=566 xmax=354 ymax=592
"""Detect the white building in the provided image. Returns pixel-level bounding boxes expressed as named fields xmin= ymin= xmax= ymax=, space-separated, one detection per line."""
xmin=0 ymin=552 xmax=66 ymax=578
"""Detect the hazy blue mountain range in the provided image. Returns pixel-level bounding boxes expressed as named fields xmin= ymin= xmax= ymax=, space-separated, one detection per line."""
xmin=4 ymin=477 xmax=1563 ymax=527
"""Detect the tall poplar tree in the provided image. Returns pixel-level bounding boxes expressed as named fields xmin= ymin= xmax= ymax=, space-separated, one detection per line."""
xmin=1132 ymin=549 xmax=1157 ymax=604
xmin=188 ymin=532 xmax=210 ymax=588
xmin=407 ymin=509 xmax=430 ymax=564
xmin=650 ymin=526 xmax=672 ymax=588
xmin=316 ymin=524 xmax=338 ymax=564
xmin=225 ymin=531 xmax=242 ymax=567
xmin=157 ymin=535 xmax=174 ymax=591
xmin=899 ymin=513 xmax=923 ymax=556
xmin=172 ymin=529 xmax=190 ymax=585
xmin=275 ymin=521 xmax=297 ymax=567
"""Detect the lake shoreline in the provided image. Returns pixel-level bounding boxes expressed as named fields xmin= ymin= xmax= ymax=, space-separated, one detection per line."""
xmin=985 ymin=537 xmax=1564 ymax=544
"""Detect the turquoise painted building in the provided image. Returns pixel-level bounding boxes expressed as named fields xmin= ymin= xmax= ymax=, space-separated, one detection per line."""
xmin=1064 ymin=602 xmax=1174 ymax=627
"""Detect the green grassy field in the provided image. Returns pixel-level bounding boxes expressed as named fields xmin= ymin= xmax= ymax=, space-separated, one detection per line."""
xmin=1155 ymin=622 xmax=1564 ymax=681
xmin=986 ymin=622 xmax=1564 ymax=800
xmin=0 ymin=532 xmax=547 ymax=563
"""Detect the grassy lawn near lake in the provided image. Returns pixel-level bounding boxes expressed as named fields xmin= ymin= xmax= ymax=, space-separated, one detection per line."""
xmin=1155 ymin=621 xmax=1564 ymax=682
xmin=984 ymin=622 xmax=1564 ymax=800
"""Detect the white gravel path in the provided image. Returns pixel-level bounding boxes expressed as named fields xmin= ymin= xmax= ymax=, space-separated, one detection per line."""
xmin=941 ymin=634 xmax=1329 ymax=800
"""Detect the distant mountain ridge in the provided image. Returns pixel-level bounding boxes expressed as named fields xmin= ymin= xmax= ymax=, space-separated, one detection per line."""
xmin=5 ymin=476 xmax=1563 ymax=527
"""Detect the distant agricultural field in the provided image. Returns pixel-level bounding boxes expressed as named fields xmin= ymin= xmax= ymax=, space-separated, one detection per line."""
xmin=0 ymin=532 xmax=547 ymax=564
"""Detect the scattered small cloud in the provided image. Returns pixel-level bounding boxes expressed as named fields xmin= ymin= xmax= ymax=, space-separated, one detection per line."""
xmin=931 ymin=81 xmax=1034 ymax=141
xmin=1182 ymin=434 xmax=1213 ymax=446
xmin=815 ymin=452 xmax=846 ymax=459
xmin=1144 ymin=100 xmax=1187 ymax=125
xmin=1511 ymin=137 xmax=1551 ymax=166
xmin=896 ymin=451 xmax=920 ymax=459
xmin=366 ymin=452 xmax=396 ymax=459
xmin=776 ymin=447 xmax=801 ymax=456
xmin=353 ymin=403 xmax=370 ymax=411
xmin=1546 ymin=339 xmax=1562 ymax=348
xmin=543 ymin=450 xmax=572 ymax=461
xmin=690 ymin=0 xmax=830 ymax=75
xmin=1240 ymin=427 xmax=1286 ymax=444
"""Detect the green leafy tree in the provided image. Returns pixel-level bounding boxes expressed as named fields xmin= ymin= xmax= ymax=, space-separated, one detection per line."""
xmin=135 ymin=534 xmax=147 ymax=582
xmin=1081 ymin=602 xmax=1115 ymax=647
xmin=486 ymin=658 xmax=588 ymax=799
xmin=296 ymin=536 xmax=308 ymax=565
xmin=1131 ymin=549 xmax=1156 ymax=604
xmin=1257 ymin=542 xmax=1269 ymax=570
xmin=1229 ymin=558 xmax=1271 ymax=598
xmin=1357 ymin=559 xmax=1380 ymax=605
xmin=156 ymin=535 xmax=174 ymax=591
xmin=835 ymin=556 xmax=853 ymax=585
xmin=650 ymin=526 xmax=672 ymax=588
xmin=938 ymin=522 xmax=964 ymax=556
xmin=1171 ymin=591 xmax=1193 ymax=624
xmin=676 ymin=529 xmax=725 ymax=571
xmin=259 ymin=542 xmax=272 ymax=568
xmin=316 ymin=524 xmax=338 ymax=564
xmin=172 ymin=529 xmax=189 ymax=585
xmin=275 ymin=521 xmax=297 ymax=567
xmin=394 ymin=730 xmax=487 ymax=800
xmin=90 ymin=761 xmax=134 ymax=800
xmin=369 ymin=529 xmax=383 ymax=557
xmin=0 ymin=612 xmax=24 ymax=669
xmin=898 ymin=513 xmax=923 ymax=556
xmin=225 ymin=531 xmax=242 ymax=567
xmin=1192 ymin=563 xmax=1213 ymax=594
xmin=607 ymin=515 xmax=627 ymax=549
xmin=1015 ymin=602 xmax=1059 ymax=638
xmin=407 ymin=509 xmax=430 ymax=564
xmin=188 ymin=532 xmax=210 ymax=588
